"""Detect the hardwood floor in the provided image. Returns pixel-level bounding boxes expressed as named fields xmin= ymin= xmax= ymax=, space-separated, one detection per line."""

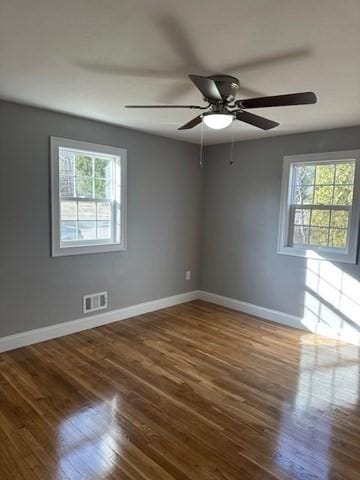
xmin=0 ymin=300 xmax=359 ymax=480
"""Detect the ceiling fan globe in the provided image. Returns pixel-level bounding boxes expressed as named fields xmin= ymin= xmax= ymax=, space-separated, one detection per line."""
xmin=203 ymin=113 xmax=233 ymax=130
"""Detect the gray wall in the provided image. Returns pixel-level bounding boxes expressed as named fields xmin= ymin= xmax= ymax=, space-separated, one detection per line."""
xmin=202 ymin=126 xmax=360 ymax=318
xmin=2 ymin=99 xmax=359 ymax=339
xmin=0 ymin=101 xmax=203 ymax=337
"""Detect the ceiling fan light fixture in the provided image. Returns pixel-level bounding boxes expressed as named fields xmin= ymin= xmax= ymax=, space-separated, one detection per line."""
xmin=203 ymin=113 xmax=233 ymax=130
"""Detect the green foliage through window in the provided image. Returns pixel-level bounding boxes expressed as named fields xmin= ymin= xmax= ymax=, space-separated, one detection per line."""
xmin=292 ymin=160 xmax=355 ymax=249
xmin=59 ymin=148 xmax=117 ymax=243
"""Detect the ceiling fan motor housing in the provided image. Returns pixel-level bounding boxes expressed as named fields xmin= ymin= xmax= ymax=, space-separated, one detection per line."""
xmin=208 ymin=74 xmax=240 ymax=103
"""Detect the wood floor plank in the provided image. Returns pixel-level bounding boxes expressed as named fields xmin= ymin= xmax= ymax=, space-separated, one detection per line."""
xmin=0 ymin=300 xmax=359 ymax=479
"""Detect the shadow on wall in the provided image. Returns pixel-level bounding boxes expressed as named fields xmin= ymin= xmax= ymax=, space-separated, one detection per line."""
xmin=301 ymin=252 xmax=360 ymax=345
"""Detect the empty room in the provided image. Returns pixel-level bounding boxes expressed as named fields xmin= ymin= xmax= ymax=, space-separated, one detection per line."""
xmin=0 ymin=1 xmax=359 ymax=479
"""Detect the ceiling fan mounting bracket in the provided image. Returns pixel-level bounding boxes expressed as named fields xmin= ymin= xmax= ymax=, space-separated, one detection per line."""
xmin=207 ymin=103 xmax=233 ymax=114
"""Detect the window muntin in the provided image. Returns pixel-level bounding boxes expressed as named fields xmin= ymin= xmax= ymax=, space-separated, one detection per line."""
xmin=51 ymin=138 xmax=126 ymax=256
xmin=59 ymin=148 xmax=117 ymax=245
xmin=290 ymin=160 xmax=355 ymax=250
xmin=278 ymin=151 xmax=360 ymax=264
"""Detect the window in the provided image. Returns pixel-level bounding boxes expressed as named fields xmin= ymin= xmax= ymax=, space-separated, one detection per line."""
xmin=51 ymin=137 xmax=126 ymax=256
xmin=278 ymin=151 xmax=360 ymax=263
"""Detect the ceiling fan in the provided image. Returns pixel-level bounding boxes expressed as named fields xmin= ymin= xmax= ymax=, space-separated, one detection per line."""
xmin=126 ymin=74 xmax=317 ymax=131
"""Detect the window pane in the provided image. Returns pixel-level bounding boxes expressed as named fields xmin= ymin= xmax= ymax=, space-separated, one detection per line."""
xmin=61 ymin=221 xmax=77 ymax=242
xmin=78 ymin=201 xmax=96 ymax=220
xmin=97 ymin=221 xmax=112 ymax=239
xmin=293 ymin=226 xmax=309 ymax=245
xmin=78 ymin=221 xmax=96 ymax=240
xmin=335 ymin=162 xmax=355 ymax=184
xmin=95 ymin=158 xmax=112 ymax=179
xmin=295 ymin=165 xmax=315 ymax=185
xmin=76 ymin=177 xmax=93 ymax=198
xmin=60 ymin=200 xmax=77 ymax=220
xmin=59 ymin=150 xmax=74 ymax=173
xmin=60 ymin=174 xmax=74 ymax=197
xmin=330 ymin=210 xmax=349 ymax=229
xmin=294 ymin=209 xmax=311 ymax=225
xmin=315 ymin=164 xmax=335 ymax=184
xmin=295 ymin=185 xmax=314 ymax=204
xmin=309 ymin=227 xmax=329 ymax=246
xmin=329 ymin=229 xmax=347 ymax=249
xmin=281 ymin=156 xmax=357 ymax=260
xmin=75 ymin=156 xmax=92 ymax=177
xmin=310 ymin=210 xmax=330 ymax=227
xmin=314 ymin=185 xmax=333 ymax=205
xmin=97 ymin=201 xmax=112 ymax=220
xmin=95 ymin=179 xmax=112 ymax=199
xmin=333 ymin=186 xmax=353 ymax=206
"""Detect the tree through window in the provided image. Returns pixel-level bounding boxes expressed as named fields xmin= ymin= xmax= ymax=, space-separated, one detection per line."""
xmin=278 ymin=151 xmax=360 ymax=264
xmin=51 ymin=138 xmax=127 ymax=256
xmin=292 ymin=161 xmax=355 ymax=249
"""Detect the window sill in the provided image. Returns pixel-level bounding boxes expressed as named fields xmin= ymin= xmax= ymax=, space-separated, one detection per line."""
xmin=52 ymin=242 xmax=126 ymax=257
xmin=277 ymin=245 xmax=357 ymax=264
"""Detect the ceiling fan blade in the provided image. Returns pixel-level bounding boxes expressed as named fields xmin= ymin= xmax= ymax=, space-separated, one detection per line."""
xmin=238 ymin=92 xmax=317 ymax=109
xmin=189 ymin=75 xmax=222 ymax=102
xmin=238 ymin=84 xmax=264 ymax=98
xmin=155 ymin=16 xmax=206 ymax=72
xmin=157 ymin=82 xmax=193 ymax=103
xmin=235 ymin=111 xmax=279 ymax=130
xmin=223 ymin=48 xmax=310 ymax=74
xmin=178 ymin=115 xmax=203 ymax=130
xmin=76 ymin=61 xmax=184 ymax=79
xmin=125 ymin=105 xmax=203 ymax=109
xmin=158 ymin=82 xmax=264 ymax=104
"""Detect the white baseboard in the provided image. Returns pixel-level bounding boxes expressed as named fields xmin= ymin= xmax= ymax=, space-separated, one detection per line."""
xmin=199 ymin=290 xmax=360 ymax=346
xmin=0 ymin=290 xmax=200 ymax=353
xmin=2 ymin=289 xmax=358 ymax=352
xmin=199 ymin=291 xmax=305 ymax=330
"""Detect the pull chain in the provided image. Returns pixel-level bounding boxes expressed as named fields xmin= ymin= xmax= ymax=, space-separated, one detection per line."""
xmin=229 ymin=119 xmax=235 ymax=165
xmin=200 ymin=118 xmax=204 ymax=167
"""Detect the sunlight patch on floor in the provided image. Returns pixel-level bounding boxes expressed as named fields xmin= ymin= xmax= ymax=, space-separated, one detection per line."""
xmin=302 ymin=252 xmax=360 ymax=345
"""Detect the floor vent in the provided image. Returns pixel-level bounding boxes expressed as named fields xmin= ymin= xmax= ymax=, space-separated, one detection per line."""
xmin=83 ymin=291 xmax=108 ymax=314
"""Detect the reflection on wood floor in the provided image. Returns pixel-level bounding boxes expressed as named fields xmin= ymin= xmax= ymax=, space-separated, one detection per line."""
xmin=0 ymin=300 xmax=359 ymax=479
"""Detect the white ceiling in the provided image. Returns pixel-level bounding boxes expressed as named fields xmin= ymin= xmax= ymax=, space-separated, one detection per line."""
xmin=1 ymin=0 xmax=360 ymax=145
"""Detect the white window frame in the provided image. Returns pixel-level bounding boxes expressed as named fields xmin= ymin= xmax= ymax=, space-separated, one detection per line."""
xmin=278 ymin=150 xmax=360 ymax=264
xmin=51 ymin=137 xmax=127 ymax=257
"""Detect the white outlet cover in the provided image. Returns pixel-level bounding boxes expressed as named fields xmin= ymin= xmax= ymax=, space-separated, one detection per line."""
xmin=186 ymin=270 xmax=191 ymax=281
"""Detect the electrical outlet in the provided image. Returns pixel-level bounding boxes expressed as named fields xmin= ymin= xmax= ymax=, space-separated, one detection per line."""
xmin=185 ymin=270 xmax=191 ymax=281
